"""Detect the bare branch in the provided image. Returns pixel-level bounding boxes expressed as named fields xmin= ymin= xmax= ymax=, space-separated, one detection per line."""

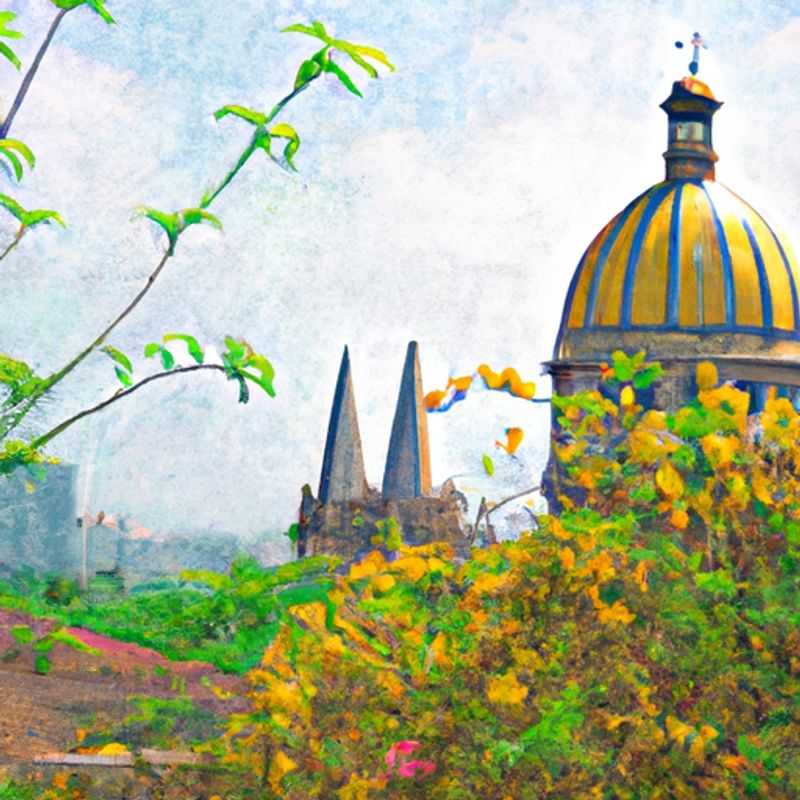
xmin=31 ymin=363 xmax=227 ymax=450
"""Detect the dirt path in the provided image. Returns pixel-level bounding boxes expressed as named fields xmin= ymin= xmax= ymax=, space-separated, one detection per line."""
xmin=0 ymin=610 xmax=246 ymax=765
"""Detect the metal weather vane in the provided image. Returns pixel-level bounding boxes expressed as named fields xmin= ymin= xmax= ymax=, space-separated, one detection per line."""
xmin=675 ymin=32 xmax=709 ymax=75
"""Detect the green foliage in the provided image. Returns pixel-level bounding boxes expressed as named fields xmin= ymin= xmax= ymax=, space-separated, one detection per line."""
xmin=134 ymin=205 xmax=222 ymax=255
xmin=283 ymin=20 xmax=395 ymax=97
xmin=285 ymin=522 xmax=300 ymax=543
xmin=0 ymin=11 xmax=23 ymax=71
xmin=162 ymin=333 xmax=204 ymax=364
xmin=0 ymin=353 xmax=42 ymax=406
xmin=373 ymin=516 xmax=403 ymax=551
xmin=482 ymin=453 xmax=495 ymax=476
xmin=0 ymin=138 xmax=34 ymax=181
xmin=222 ymin=336 xmax=275 ymax=402
xmin=50 ymin=0 xmax=115 ymax=25
xmin=0 ymin=193 xmax=64 ymax=227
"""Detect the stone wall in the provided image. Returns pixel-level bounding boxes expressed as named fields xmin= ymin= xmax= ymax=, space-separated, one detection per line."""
xmin=0 ymin=464 xmax=79 ymax=575
xmin=299 ymin=483 xmax=470 ymax=561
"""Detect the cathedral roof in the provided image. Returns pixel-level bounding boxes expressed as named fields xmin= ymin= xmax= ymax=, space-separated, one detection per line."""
xmin=553 ymin=68 xmax=800 ymax=363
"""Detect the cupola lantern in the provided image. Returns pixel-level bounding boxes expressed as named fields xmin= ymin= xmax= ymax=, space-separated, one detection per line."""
xmin=661 ymin=33 xmax=722 ymax=181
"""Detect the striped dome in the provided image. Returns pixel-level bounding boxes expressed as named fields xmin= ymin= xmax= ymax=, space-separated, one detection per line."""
xmin=556 ymin=178 xmax=800 ymax=359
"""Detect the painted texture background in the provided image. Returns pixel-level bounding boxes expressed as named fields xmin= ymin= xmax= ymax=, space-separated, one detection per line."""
xmin=3 ymin=0 xmax=800 ymax=556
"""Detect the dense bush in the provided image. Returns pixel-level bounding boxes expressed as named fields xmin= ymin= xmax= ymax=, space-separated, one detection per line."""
xmin=204 ymin=361 xmax=800 ymax=798
xmin=3 ymin=359 xmax=799 ymax=798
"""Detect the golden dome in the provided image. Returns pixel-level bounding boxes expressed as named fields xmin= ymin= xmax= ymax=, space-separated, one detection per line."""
xmin=555 ymin=179 xmax=800 ymax=361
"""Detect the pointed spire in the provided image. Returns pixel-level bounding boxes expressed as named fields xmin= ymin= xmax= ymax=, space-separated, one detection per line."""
xmin=318 ymin=346 xmax=368 ymax=504
xmin=382 ymin=341 xmax=432 ymax=500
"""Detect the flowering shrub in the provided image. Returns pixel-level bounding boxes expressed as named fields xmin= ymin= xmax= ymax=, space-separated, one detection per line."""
xmin=203 ymin=357 xmax=799 ymax=798
xmin=6 ymin=355 xmax=799 ymax=798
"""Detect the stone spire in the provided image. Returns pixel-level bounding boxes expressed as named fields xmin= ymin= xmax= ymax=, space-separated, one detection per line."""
xmin=318 ymin=346 xmax=368 ymax=504
xmin=382 ymin=341 xmax=432 ymax=500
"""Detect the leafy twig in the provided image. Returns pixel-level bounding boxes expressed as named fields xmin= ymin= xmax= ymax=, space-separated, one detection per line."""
xmin=31 ymin=363 xmax=227 ymax=449
xmin=0 ymin=8 xmax=72 ymax=138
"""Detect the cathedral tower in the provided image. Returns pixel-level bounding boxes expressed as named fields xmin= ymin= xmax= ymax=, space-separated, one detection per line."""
xmin=382 ymin=341 xmax=432 ymax=500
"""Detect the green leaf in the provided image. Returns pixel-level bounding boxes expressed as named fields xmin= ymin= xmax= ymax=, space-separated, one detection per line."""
xmin=134 ymin=206 xmax=221 ymax=254
xmin=0 ymin=41 xmax=20 ymax=71
xmin=134 ymin=206 xmax=179 ymax=252
xmin=0 ymin=138 xmax=35 ymax=169
xmin=0 ymin=145 xmax=23 ymax=181
xmin=178 ymin=208 xmax=223 ymax=233
xmin=240 ymin=353 xmax=276 ymax=398
xmin=294 ymin=56 xmax=323 ymax=88
xmin=269 ymin=123 xmax=300 ymax=170
xmin=101 ymin=345 xmax=133 ymax=374
xmin=282 ymin=20 xmax=393 ymax=84
xmin=159 ymin=347 xmax=175 ymax=371
xmin=482 ymin=454 xmax=495 ymax=476
xmin=0 ymin=193 xmax=25 ymax=222
xmin=0 ymin=12 xmax=23 ymax=39
xmin=34 ymin=653 xmax=50 ymax=675
xmin=11 ymin=624 xmax=33 ymax=645
xmin=324 ymin=58 xmax=362 ymax=97
xmin=23 ymin=209 xmax=66 ymax=228
xmin=348 ymin=42 xmax=396 ymax=72
xmin=223 ymin=336 xmax=248 ymax=366
xmin=51 ymin=0 xmax=115 ymax=25
xmin=213 ymin=105 xmax=267 ymax=127
xmin=85 ymin=0 xmax=115 ymax=24
xmin=286 ymin=523 xmax=300 ymax=543
xmin=163 ymin=333 xmax=204 ymax=364
xmin=114 ymin=366 xmax=132 ymax=388
xmin=143 ymin=342 xmax=161 ymax=358
xmin=0 ymin=13 xmax=22 ymax=71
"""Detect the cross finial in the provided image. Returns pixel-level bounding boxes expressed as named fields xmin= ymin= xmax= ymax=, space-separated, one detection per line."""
xmin=675 ymin=31 xmax=709 ymax=75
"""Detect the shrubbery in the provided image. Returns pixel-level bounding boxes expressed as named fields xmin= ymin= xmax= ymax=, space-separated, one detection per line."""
xmin=3 ymin=358 xmax=800 ymax=798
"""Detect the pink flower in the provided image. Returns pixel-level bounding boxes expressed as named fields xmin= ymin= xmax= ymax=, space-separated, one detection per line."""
xmin=385 ymin=740 xmax=420 ymax=768
xmin=396 ymin=760 xmax=436 ymax=778
xmin=384 ymin=741 xmax=436 ymax=780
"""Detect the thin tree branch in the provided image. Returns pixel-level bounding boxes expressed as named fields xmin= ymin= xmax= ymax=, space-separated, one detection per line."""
xmin=0 ymin=226 xmax=24 ymax=263
xmin=201 ymin=74 xmax=319 ymax=210
xmin=485 ymin=485 xmax=542 ymax=524
xmin=0 ymin=8 xmax=72 ymax=138
xmin=2 ymin=249 xmax=173 ymax=439
xmin=266 ymin=76 xmax=317 ymax=125
xmin=31 ymin=363 xmax=227 ymax=450
xmin=3 ymin=52 xmax=324 ymax=440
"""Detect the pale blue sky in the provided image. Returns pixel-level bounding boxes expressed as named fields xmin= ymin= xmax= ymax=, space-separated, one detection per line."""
xmin=3 ymin=1 xmax=800 ymax=559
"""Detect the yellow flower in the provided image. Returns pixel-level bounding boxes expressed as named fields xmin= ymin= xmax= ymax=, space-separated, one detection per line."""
xmin=695 ymin=360 xmax=718 ymax=390
xmin=670 ymin=508 xmax=689 ymax=530
xmin=597 ymin=600 xmax=636 ymax=625
xmin=698 ymin=384 xmax=749 ymax=433
xmin=486 ymin=671 xmax=529 ymax=705
xmin=605 ymin=715 xmax=631 ymax=731
xmin=371 ymin=573 xmax=396 ymax=593
xmin=633 ymin=560 xmax=651 ymax=592
xmin=655 ymin=460 xmax=684 ymax=499
xmin=620 ymin=385 xmax=635 ymax=407
xmin=348 ymin=550 xmax=386 ymax=581
xmin=559 ymin=547 xmax=576 ymax=571
xmin=700 ymin=434 xmax=740 ymax=469
xmin=98 ymin=742 xmax=129 ymax=755
xmin=269 ymin=750 xmax=298 ymax=793
xmin=390 ymin=555 xmax=429 ymax=582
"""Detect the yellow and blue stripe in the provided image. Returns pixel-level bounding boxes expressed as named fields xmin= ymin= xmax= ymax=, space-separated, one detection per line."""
xmin=557 ymin=179 xmax=800 ymax=351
